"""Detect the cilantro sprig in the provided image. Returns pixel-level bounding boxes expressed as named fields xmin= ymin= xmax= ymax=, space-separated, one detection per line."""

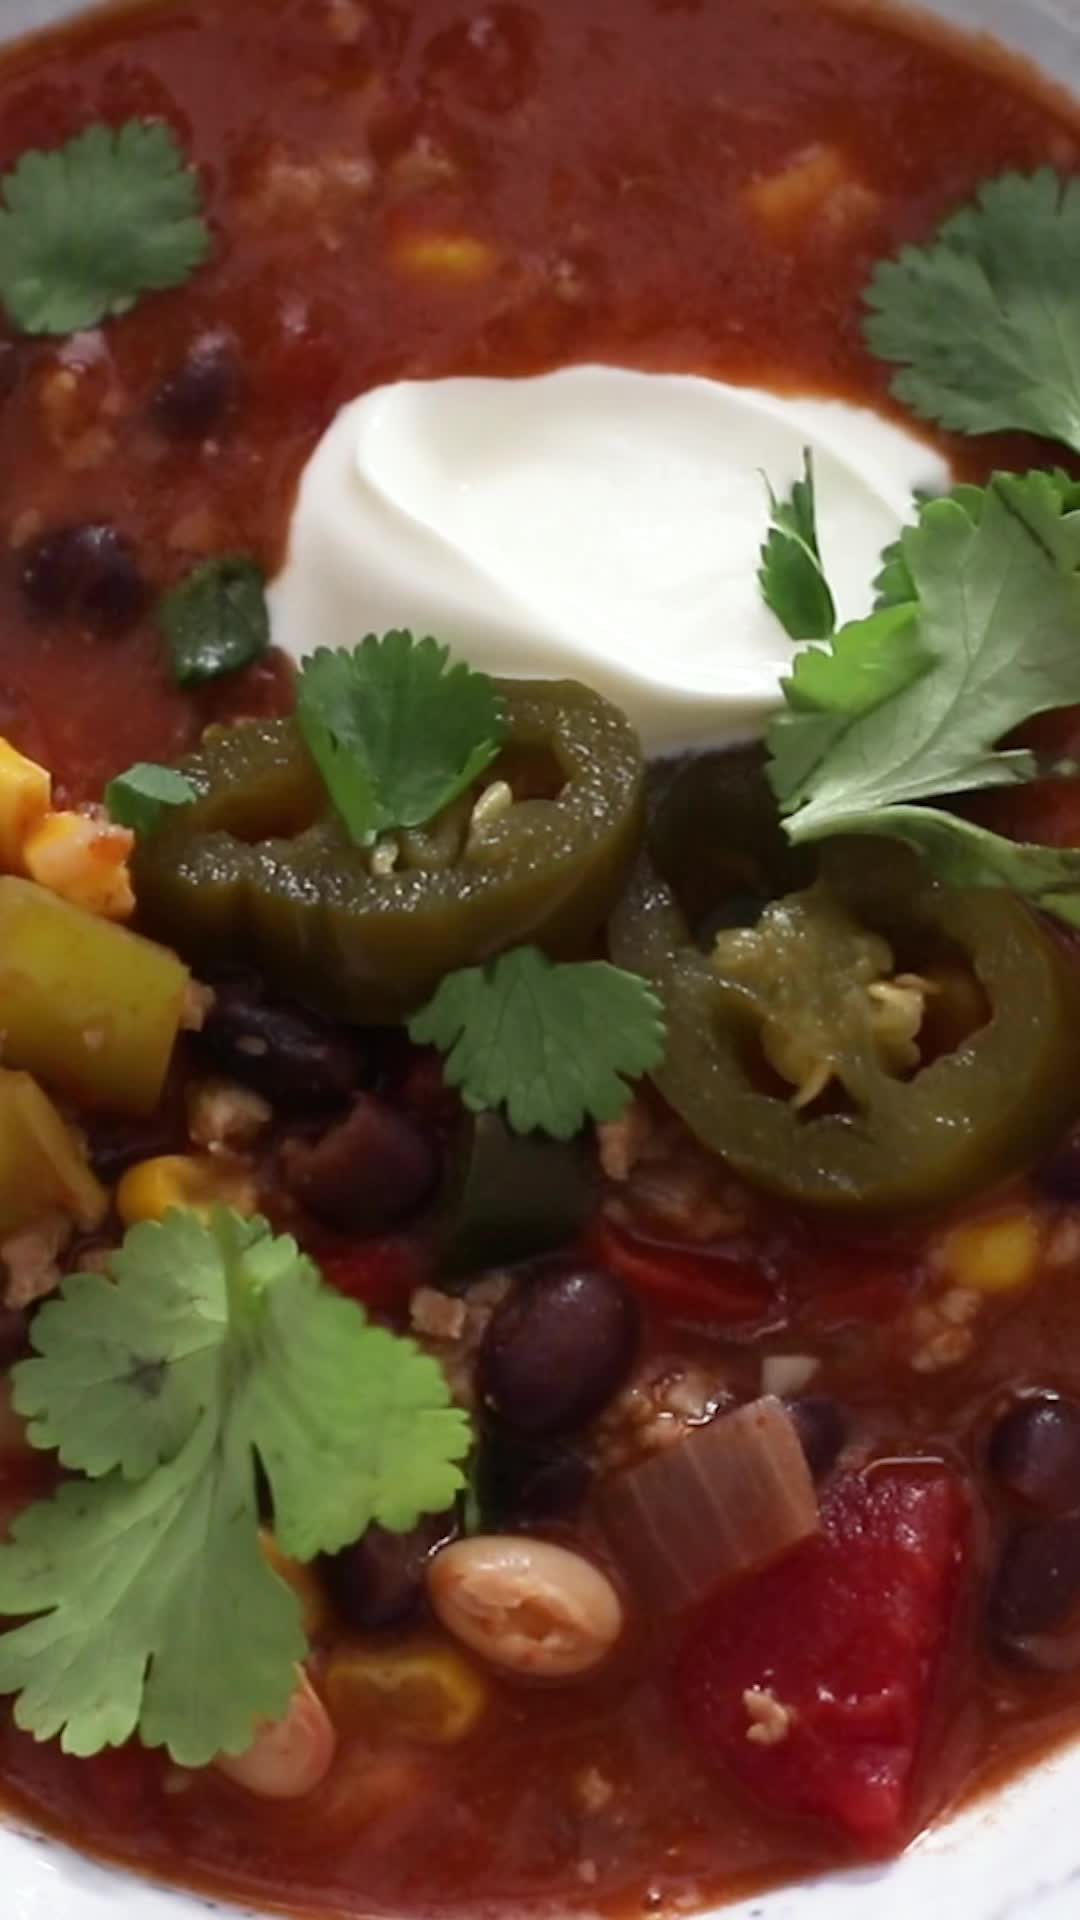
xmin=409 ymin=947 xmax=666 ymax=1139
xmin=0 ymin=121 xmax=211 ymax=337
xmin=864 ymin=170 xmax=1080 ymax=456
xmin=766 ymin=471 xmax=1080 ymax=925
xmin=296 ymin=632 xmax=507 ymax=848
xmin=160 ymin=555 xmax=270 ymax=688
xmin=0 ymin=1209 xmax=469 ymax=1763
xmin=758 ymin=448 xmax=837 ymax=641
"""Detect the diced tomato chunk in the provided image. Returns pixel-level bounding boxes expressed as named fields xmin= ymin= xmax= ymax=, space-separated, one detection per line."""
xmin=673 ymin=1467 xmax=970 ymax=1851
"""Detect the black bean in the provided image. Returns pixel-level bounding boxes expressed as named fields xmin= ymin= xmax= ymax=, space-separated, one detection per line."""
xmin=479 ymin=1265 xmax=640 ymax=1438
xmin=787 ymin=1396 xmax=848 ymax=1482
xmin=991 ymin=1516 xmax=1080 ymax=1645
xmin=197 ymin=979 xmax=362 ymax=1108
xmin=478 ymin=1432 xmax=592 ymax=1528
xmin=989 ymin=1394 xmax=1080 ymax=1515
xmin=151 ymin=331 xmax=243 ymax=440
xmin=19 ymin=524 xmax=147 ymax=632
xmin=280 ymin=1094 xmax=438 ymax=1234
xmin=325 ymin=1512 xmax=457 ymax=1631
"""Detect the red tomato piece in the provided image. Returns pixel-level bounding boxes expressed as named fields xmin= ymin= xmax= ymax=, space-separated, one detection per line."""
xmin=674 ymin=1467 xmax=970 ymax=1851
xmin=586 ymin=1216 xmax=772 ymax=1327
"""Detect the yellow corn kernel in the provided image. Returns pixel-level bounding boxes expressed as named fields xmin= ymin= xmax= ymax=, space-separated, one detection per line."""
xmin=116 ymin=1154 xmax=258 ymax=1228
xmin=938 ymin=1210 xmax=1042 ymax=1295
xmin=23 ymin=811 xmax=134 ymax=921
xmin=261 ymin=1532 xmax=331 ymax=1641
xmin=0 ymin=740 xmax=51 ymax=873
xmin=324 ymin=1640 xmax=489 ymax=1746
xmin=390 ymin=232 xmax=498 ymax=282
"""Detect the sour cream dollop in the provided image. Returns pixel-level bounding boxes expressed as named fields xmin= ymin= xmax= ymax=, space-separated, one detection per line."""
xmin=271 ymin=366 xmax=948 ymax=752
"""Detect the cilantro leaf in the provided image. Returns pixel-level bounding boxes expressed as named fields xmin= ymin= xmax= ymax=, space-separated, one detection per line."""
xmin=105 ymin=763 xmax=197 ymax=837
xmin=769 ymin=473 xmax=1080 ymax=844
xmin=160 ymin=555 xmax=269 ymax=688
xmin=863 ymin=170 xmax=1080 ymax=455
xmin=0 ymin=1418 xmax=303 ymax=1764
xmin=0 ymin=121 xmax=211 ymax=338
xmin=408 ymin=947 xmax=666 ymax=1140
xmin=296 ymin=633 xmax=507 ymax=848
xmin=820 ymin=805 xmax=1080 ymax=926
xmin=758 ymin=449 xmax=837 ymax=640
xmin=0 ymin=1210 xmax=470 ymax=1761
xmin=768 ymin=603 xmax=931 ymax=808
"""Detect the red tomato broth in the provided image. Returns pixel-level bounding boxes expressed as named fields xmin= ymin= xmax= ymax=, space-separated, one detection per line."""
xmin=1 ymin=0 xmax=1080 ymax=1915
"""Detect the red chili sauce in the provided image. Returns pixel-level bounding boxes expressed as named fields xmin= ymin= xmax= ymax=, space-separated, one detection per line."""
xmin=1 ymin=1 xmax=1080 ymax=1915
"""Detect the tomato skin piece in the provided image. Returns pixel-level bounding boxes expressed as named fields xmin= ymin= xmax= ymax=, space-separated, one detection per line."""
xmin=673 ymin=1467 xmax=971 ymax=1851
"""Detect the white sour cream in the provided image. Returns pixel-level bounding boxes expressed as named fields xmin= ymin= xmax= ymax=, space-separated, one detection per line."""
xmin=270 ymin=365 xmax=949 ymax=752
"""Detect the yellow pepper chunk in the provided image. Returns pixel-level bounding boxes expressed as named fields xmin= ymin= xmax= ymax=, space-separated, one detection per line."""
xmin=938 ymin=1209 xmax=1042 ymax=1295
xmin=0 ymin=877 xmax=188 ymax=1115
xmin=324 ymin=1640 xmax=489 ymax=1746
xmin=260 ymin=1532 xmax=331 ymax=1641
xmin=23 ymin=811 xmax=135 ymax=921
xmin=390 ymin=232 xmax=498 ymax=281
xmin=0 ymin=1067 xmax=107 ymax=1236
xmin=0 ymin=740 xmax=51 ymax=873
xmin=116 ymin=1154 xmax=258 ymax=1228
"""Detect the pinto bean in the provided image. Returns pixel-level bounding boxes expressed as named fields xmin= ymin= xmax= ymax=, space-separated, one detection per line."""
xmin=428 ymin=1536 xmax=624 ymax=1679
xmin=214 ymin=1669 xmax=336 ymax=1800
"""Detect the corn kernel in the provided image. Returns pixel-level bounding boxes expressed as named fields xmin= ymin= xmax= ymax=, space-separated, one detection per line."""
xmin=23 ymin=811 xmax=134 ymax=921
xmin=261 ymin=1531 xmax=331 ymax=1640
xmin=390 ymin=232 xmax=498 ymax=282
xmin=324 ymin=1640 xmax=489 ymax=1745
xmin=116 ymin=1154 xmax=258 ymax=1228
xmin=0 ymin=740 xmax=51 ymax=873
xmin=938 ymin=1210 xmax=1042 ymax=1295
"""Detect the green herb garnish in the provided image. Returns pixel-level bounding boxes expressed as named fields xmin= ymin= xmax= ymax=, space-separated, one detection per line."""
xmin=864 ymin=170 xmax=1080 ymax=455
xmin=767 ymin=471 xmax=1080 ymax=924
xmin=0 ymin=121 xmax=211 ymax=337
xmin=0 ymin=1209 xmax=469 ymax=1763
xmin=296 ymin=632 xmax=507 ymax=848
xmin=409 ymin=946 xmax=666 ymax=1140
xmin=758 ymin=448 xmax=836 ymax=641
xmin=159 ymin=555 xmax=269 ymax=688
xmin=105 ymin=763 xmax=197 ymax=836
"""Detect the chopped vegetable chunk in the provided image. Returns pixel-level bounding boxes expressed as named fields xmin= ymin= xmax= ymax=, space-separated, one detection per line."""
xmin=0 ymin=877 xmax=189 ymax=1113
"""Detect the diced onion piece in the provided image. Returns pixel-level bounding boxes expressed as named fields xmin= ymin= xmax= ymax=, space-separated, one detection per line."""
xmin=599 ymin=1395 xmax=820 ymax=1615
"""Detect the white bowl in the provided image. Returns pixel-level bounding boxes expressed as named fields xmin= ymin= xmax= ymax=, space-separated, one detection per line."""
xmin=3 ymin=2 xmax=1080 ymax=1916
